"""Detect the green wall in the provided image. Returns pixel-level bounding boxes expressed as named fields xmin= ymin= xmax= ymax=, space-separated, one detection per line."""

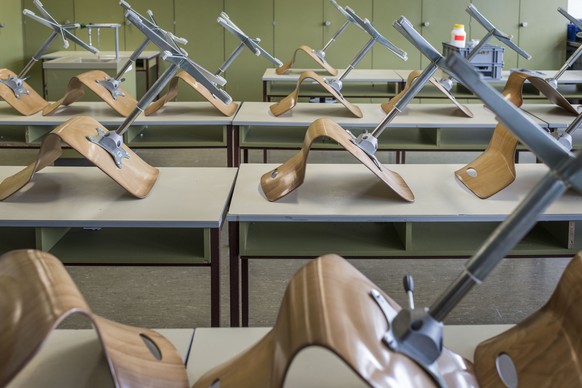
xmin=14 ymin=0 xmax=569 ymax=101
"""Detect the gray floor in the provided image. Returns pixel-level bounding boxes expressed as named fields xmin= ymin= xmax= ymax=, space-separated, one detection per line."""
xmin=0 ymin=147 xmax=571 ymax=329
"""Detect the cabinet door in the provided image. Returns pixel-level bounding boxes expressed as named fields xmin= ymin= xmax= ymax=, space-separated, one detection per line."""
xmin=518 ymin=0 xmax=567 ymax=69
xmin=224 ymin=0 xmax=274 ymax=101
xmin=0 ymin=0 xmax=24 ymax=71
xmin=274 ymin=0 xmax=324 ymax=68
xmin=21 ymin=0 xmax=75 ymax=93
xmin=421 ymin=0 xmax=470 ymax=67
xmin=470 ymin=1 xmax=520 ymax=69
xmin=174 ymin=1 xmax=224 ymax=101
xmin=323 ymin=0 xmax=373 ymax=69
xmin=372 ymin=0 xmax=422 ymax=69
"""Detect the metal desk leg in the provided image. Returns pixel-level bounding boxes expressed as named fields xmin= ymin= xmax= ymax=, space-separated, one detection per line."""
xmin=242 ymin=258 xmax=249 ymax=327
xmin=233 ymin=125 xmax=241 ymax=167
xmin=263 ymin=80 xmax=267 ymax=102
xmin=210 ymin=228 xmax=221 ymax=327
xmin=226 ymin=124 xmax=233 ymax=167
xmin=229 ymin=221 xmax=241 ymax=327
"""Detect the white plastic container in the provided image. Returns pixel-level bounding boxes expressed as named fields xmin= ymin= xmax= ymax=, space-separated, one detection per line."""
xmin=450 ymin=24 xmax=466 ymax=48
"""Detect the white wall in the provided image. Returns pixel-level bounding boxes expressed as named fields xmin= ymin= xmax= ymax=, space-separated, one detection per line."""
xmin=569 ymin=0 xmax=582 ymax=17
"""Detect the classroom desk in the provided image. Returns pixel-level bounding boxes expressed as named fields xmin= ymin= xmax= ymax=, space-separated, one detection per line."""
xmin=264 ymin=68 xmax=582 ymax=103
xmin=7 ymin=328 xmax=193 ymax=388
xmin=40 ymin=50 xmax=161 ymax=98
xmin=0 ymin=101 xmax=237 ymax=166
xmin=262 ymin=68 xmax=404 ymax=102
xmin=227 ymin=163 xmax=582 ymax=326
xmin=187 ymin=325 xmax=513 ymax=387
xmin=0 ymin=166 xmax=237 ymax=326
xmin=396 ymin=69 xmax=582 ymax=101
xmin=231 ymin=101 xmax=546 ymax=165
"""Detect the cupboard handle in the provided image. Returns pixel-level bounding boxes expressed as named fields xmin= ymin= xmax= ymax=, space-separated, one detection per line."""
xmin=324 ymin=21 xmax=332 ymax=27
xmin=520 ymin=21 xmax=528 ymax=27
xmin=421 ymin=21 xmax=430 ymax=27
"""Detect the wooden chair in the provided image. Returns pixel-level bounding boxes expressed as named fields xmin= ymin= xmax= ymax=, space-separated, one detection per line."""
xmin=192 ymin=254 xmax=477 ymax=387
xmin=455 ymin=70 xmax=582 ymax=199
xmin=269 ymin=70 xmax=363 ymax=118
xmin=275 ymin=45 xmax=338 ymax=76
xmin=0 ymin=116 xmax=159 ymax=201
xmin=144 ymin=71 xmax=239 ymax=117
xmin=474 ymin=251 xmax=582 ymax=387
xmin=260 ymin=118 xmax=414 ymax=202
xmin=43 ymin=70 xmax=138 ymax=116
xmin=0 ymin=68 xmax=48 ymax=115
xmin=0 ymin=249 xmax=188 ymax=387
xmin=381 ymin=70 xmax=473 ymax=118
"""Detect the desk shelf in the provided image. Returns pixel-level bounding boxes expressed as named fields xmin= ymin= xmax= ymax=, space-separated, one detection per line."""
xmin=265 ymin=82 xmax=398 ymax=102
xmin=0 ymin=227 xmax=37 ymax=251
xmin=239 ymin=220 xmax=578 ymax=258
xmin=36 ymin=227 xmax=210 ymax=265
xmin=239 ymin=125 xmax=494 ymax=153
xmin=125 ymin=125 xmax=228 ymax=148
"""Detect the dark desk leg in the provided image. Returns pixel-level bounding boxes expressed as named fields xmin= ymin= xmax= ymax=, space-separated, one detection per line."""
xmin=242 ymin=258 xmax=249 ymax=327
xmin=229 ymin=221 xmax=240 ymax=327
xmin=234 ymin=125 xmax=241 ymax=167
xmin=263 ymin=149 xmax=268 ymax=163
xmin=263 ymin=81 xmax=267 ymax=102
xmin=226 ymin=124 xmax=233 ymax=167
xmin=210 ymin=228 xmax=220 ymax=327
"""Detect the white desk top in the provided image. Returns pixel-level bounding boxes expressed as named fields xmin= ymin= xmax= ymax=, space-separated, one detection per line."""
xmin=0 ymin=166 xmax=237 ymax=228
xmin=521 ymin=104 xmax=582 ymax=129
xmin=396 ymin=69 xmax=582 ymax=85
xmin=233 ymin=101 xmax=511 ymax=128
xmin=263 ymin=68 xmax=403 ymax=82
xmin=187 ymin=325 xmax=513 ymax=387
xmin=0 ymin=102 xmax=236 ymax=126
xmin=7 ymin=328 xmax=193 ymax=388
xmin=41 ymin=50 xmax=161 ymax=61
xmin=227 ymin=163 xmax=582 ymax=222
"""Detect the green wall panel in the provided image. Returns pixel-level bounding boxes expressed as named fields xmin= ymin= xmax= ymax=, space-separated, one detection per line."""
xmin=518 ymin=0 xmax=567 ymax=69
xmin=470 ymin=1 xmax=520 ymax=69
xmin=174 ymin=0 xmax=224 ymax=101
xmin=0 ymin=0 xmax=24 ymax=71
xmin=73 ymin=0 xmax=123 ymax=52
xmin=323 ymin=0 xmax=373 ymax=69
xmin=421 ymin=0 xmax=470 ymax=67
xmin=224 ymin=0 xmax=274 ymax=101
xmin=372 ymin=0 xmax=422 ymax=70
xmin=22 ymin=0 xmax=75 ymax=93
xmin=274 ymin=0 xmax=324 ymax=69
xmin=122 ymin=1 xmax=175 ymax=52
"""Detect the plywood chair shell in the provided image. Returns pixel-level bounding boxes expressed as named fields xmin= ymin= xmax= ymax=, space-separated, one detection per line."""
xmin=192 ymin=254 xmax=477 ymax=388
xmin=455 ymin=70 xmax=581 ymax=199
xmin=474 ymin=251 xmax=582 ymax=387
xmin=0 ymin=249 xmax=188 ymax=388
xmin=269 ymin=70 xmax=363 ymax=118
xmin=144 ymin=71 xmax=239 ymax=117
xmin=275 ymin=45 xmax=338 ymax=76
xmin=381 ymin=70 xmax=473 ymax=118
xmin=0 ymin=68 xmax=48 ymax=115
xmin=260 ymin=118 xmax=414 ymax=202
xmin=0 ymin=116 xmax=159 ymax=200
xmin=454 ymin=124 xmax=517 ymax=199
xmin=43 ymin=70 xmax=138 ymax=116
xmin=503 ymin=71 xmax=581 ymax=114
